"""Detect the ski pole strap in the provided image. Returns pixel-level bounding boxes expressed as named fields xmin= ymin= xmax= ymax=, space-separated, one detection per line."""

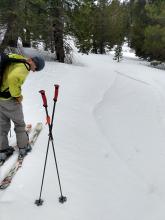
xmin=39 ymin=90 xmax=48 ymax=107
xmin=46 ymin=115 xmax=51 ymax=125
xmin=54 ymin=84 xmax=59 ymax=101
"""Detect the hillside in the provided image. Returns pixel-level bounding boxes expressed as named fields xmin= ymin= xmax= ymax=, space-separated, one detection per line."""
xmin=1 ymin=51 xmax=165 ymax=220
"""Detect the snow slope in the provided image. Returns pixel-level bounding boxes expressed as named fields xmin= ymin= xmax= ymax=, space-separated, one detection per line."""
xmin=1 ymin=51 xmax=165 ymax=220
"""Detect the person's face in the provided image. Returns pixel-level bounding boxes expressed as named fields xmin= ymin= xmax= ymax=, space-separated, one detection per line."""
xmin=27 ymin=58 xmax=37 ymax=72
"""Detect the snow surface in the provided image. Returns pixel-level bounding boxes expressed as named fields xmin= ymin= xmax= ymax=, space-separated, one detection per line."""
xmin=1 ymin=49 xmax=165 ymax=220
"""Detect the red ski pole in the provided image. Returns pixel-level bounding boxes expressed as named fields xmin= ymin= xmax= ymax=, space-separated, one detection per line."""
xmin=35 ymin=86 xmax=66 ymax=206
xmin=54 ymin=84 xmax=59 ymax=101
xmin=39 ymin=90 xmax=51 ymax=125
xmin=51 ymin=85 xmax=67 ymax=203
xmin=35 ymin=90 xmax=51 ymax=206
xmin=39 ymin=90 xmax=47 ymax=107
xmin=51 ymin=84 xmax=59 ymax=129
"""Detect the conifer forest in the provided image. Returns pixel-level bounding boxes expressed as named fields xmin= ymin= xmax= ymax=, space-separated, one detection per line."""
xmin=0 ymin=0 xmax=164 ymax=62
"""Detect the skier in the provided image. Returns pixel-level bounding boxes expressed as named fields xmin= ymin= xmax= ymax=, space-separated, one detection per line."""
xmin=0 ymin=54 xmax=45 ymax=162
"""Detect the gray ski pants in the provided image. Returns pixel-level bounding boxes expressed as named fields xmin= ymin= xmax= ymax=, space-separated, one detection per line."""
xmin=0 ymin=99 xmax=29 ymax=150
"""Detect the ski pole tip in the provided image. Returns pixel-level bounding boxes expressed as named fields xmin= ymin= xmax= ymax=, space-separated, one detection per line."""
xmin=35 ymin=199 xmax=44 ymax=206
xmin=59 ymin=196 xmax=67 ymax=203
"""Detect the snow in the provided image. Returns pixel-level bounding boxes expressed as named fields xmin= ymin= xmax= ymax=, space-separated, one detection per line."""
xmin=1 ymin=49 xmax=165 ymax=220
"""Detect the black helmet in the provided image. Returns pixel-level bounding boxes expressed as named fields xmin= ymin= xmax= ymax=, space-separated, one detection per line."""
xmin=32 ymin=56 xmax=45 ymax=71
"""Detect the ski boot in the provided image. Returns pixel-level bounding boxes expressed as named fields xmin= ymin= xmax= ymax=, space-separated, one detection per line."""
xmin=19 ymin=144 xmax=32 ymax=159
xmin=0 ymin=147 xmax=15 ymax=165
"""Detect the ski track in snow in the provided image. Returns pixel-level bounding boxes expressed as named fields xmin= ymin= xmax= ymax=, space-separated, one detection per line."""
xmin=115 ymin=70 xmax=151 ymax=85
xmin=93 ymin=68 xmax=165 ymax=198
xmin=93 ymin=73 xmax=148 ymax=183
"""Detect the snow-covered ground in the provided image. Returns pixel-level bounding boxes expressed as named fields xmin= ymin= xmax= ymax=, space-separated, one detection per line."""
xmin=1 ymin=49 xmax=165 ymax=220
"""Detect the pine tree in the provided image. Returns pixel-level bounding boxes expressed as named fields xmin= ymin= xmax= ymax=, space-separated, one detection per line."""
xmin=0 ymin=0 xmax=67 ymax=62
xmin=107 ymin=0 xmax=127 ymax=49
xmin=0 ymin=0 xmax=48 ymax=51
xmin=129 ymin=0 xmax=149 ymax=58
xmin=144 ymin=1 xmax=165 ymax=61
xmin=69 ymin=0 xmax=95 ymax=53
xmin=0 ymin=0 xmax=20 ymax=51
xmin=69 ymin=0 xmax=127 ymax=54
xmin=113 ymin=44 xmax=123 ymax=62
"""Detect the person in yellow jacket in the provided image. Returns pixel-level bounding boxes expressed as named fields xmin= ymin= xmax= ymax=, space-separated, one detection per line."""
xmin=0 ymin=54 xmax=45 ymax=162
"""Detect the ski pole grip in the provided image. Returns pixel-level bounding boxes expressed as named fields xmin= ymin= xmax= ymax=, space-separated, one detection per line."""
xmin=54 ymin=84 xmax=59 ymax=101
xmin=39 ymin=90 xmax=48 ymax=107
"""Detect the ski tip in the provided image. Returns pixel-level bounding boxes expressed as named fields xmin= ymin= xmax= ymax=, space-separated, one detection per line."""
xmin=35 ymin=122 xmax=43 ymax=130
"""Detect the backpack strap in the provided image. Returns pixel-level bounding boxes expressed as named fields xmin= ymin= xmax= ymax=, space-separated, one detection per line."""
xmin=0 ymin=88 xmax=11 ymax=99
xmin=7 ymin=57 xmax=30 ymax=71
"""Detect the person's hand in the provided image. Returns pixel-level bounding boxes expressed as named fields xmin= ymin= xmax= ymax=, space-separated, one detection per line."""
xmin=15 ymin=95 xmax=23 ymax=103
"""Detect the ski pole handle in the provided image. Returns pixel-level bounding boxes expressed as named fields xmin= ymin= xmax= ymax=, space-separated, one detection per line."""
xmin=39 ymin=90 xmax=48 ymax=107
xmin=54 ymin=84 xmax=59 ymax=101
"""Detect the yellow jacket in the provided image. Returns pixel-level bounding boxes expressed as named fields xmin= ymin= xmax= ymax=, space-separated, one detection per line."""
xmin=0 ymin=54 xmax=29 ymax=100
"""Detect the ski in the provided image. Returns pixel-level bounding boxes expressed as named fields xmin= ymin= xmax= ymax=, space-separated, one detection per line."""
xmin=0 ymin=122 xmax=43 ymax=190
xmin=0 ymin=124 xmax=32 ymax=166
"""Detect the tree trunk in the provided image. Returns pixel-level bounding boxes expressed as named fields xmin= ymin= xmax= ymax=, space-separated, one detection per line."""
xmin=52 ymin=0 xmax=65 ymax=63
xmin=21 ymin=28 xmax=31 ymax=47
xmin=0 ymin=0 xmax=19 ymax=53
xmin=53 ymin=21 xmax=65 ymax=62
xmin=0 ymin=13 xmax=18 ymax=52
xmin=92 ymin=40 xmax=98 ymax=54
xmin=99 ymin=41 xmax=105 ymax=54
